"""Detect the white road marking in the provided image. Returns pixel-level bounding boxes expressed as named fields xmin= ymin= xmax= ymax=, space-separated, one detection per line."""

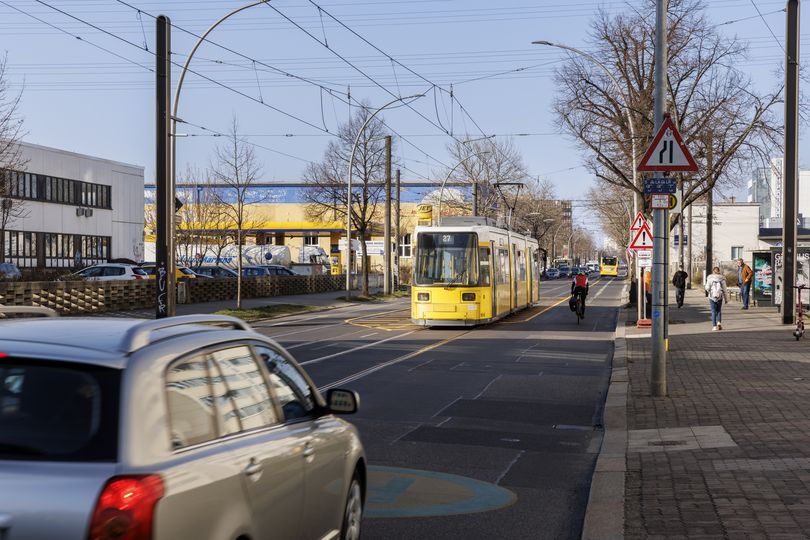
xmin=360 ymin=332 xmax=378 ymax=338
xmin=302 ymin=330 xmax=417 ymax=366
xmin=474 ymin=374 xmax=503 ymax=399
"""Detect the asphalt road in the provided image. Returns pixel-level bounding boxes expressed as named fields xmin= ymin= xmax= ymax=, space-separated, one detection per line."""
xmin=255 ymin=278 xmax=625 ymax=540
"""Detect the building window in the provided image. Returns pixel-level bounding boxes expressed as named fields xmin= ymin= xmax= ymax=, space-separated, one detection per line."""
xmin=731 ymin=246 xmax=743 ymax=260
xmin=303 ymin=235 xmax=319 ymax=246
xmin=399 ymin=233 xmax=412 ymax=258
xmin=3 ymin=230 xmax=37 ymax=268
xmin=1 ymin=169 xmax=112 ymax=210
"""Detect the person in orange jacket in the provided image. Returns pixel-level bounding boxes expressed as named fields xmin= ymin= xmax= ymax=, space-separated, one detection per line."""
xmin=737 ymin=258 xmax=754 ymax=309
xmin=643 ymin=269 xmax=652 ymax=318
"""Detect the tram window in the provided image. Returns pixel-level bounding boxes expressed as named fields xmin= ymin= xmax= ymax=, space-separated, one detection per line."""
xmin=478 ymin=247 xmax=491 ymax=286
xmin=415 ymin=232 xmax=479 ymax=286
xmin=517 ymin=250 xmax=527 ymax=281
xmin=495 ymin=248 xmax=510 ymax=284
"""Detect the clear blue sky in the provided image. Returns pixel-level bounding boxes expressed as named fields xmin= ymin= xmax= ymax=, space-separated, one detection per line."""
xmin=0 ymin=0 xmax=802 ymax=235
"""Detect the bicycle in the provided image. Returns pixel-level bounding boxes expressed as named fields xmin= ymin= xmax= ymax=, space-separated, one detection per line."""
xmin=574 ymin=294 xmax=585 ymax=324
xmin=794 ymin=285 xmax=808 ymax=340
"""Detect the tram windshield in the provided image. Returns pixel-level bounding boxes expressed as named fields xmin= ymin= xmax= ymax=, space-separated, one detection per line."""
xmin=415 ymin=232 xmax=479 ymax=286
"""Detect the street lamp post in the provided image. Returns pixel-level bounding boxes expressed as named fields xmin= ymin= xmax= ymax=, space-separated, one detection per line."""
xmin=437 ymin=151 xmax=490 ymax=225
xmin=533 ymin=39 xmax=643 ymax=316
xmin=345 ymin=95 xmax=423 ymax=298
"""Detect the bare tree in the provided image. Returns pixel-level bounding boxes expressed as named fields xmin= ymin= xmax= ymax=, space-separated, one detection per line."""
xmin=553 ymin=0 xmax=781 ymax=226
xmin=512 ymin=179 xmax=561 ymax=269
xmin=586 ymin=180 xmax=635 ymax=265
xmin=0 ymin=54 xmax=27 ymax=262
xmin=443 ymin=137 xmax=530 ymax=220
xmin=303 ymin=104 xmax=392 ymax=297
xmin=175 ymin=167 xmax=228 ymax=269
xmin=210 ymin=118 xmax=263 ymax=309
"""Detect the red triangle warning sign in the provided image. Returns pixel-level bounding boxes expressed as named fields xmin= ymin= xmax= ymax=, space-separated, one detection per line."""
xmin=630 ymin=212 xmax=648 ymax=231
xmin=637 ymin=116 xmax=698 ymax=173
xmin=629 ymin=223 xmax=654 ymax=250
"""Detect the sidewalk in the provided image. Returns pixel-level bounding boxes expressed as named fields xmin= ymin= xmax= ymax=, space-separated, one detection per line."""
xmin=622 ymin=288 xmax=810 ymax=538
xmin=96 ymin=288 xmax=384 ymax=318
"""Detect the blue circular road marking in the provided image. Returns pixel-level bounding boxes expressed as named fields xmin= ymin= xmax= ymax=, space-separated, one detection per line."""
xmin=365 ymin=465 xmax=517 ymax=518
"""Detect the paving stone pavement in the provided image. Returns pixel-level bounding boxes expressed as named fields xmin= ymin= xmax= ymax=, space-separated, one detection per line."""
xmin=624 ymin=288 xmax=810 ymax=539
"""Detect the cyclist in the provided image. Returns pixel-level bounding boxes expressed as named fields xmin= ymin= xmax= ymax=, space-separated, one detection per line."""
xmin=571 ymin=270 xmax=590 ymax=318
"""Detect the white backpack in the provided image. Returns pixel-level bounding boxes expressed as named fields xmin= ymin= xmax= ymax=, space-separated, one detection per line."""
xmin=709 ymin=279 xmax=723 ymax=300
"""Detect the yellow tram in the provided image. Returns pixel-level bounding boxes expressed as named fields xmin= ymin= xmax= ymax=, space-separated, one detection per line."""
xmin=411 ymin=217 xmax=542 ymax=326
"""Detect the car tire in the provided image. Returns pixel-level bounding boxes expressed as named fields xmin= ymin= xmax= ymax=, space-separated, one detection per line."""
xmin=340 ymin=473 xmax=363 ymax=540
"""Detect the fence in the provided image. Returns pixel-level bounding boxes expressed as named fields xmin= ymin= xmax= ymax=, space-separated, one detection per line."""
xmin=0 ymin=273 xmax=383 ymax=315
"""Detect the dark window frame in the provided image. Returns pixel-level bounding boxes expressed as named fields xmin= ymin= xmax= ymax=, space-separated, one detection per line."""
xmin=1 ymin=169 xmax=112 ymax=210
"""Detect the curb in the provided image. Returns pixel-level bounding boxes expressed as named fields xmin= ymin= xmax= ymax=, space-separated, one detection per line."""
xmin=581 ymin=283 xmax=629 ymax=540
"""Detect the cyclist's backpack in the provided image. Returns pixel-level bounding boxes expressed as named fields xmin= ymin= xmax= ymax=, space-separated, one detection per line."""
xmin=569 ymin=296 xmax=577 ymax=311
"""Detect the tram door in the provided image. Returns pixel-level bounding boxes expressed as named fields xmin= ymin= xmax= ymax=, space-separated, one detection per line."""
xmin=511 ymin=244 xmax=518 ymax=311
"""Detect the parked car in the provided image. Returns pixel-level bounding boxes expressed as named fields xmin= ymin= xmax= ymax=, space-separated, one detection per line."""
xmin=0 ymin=262 xmax=21 ymax=281
xmin=140 ymin=263 xmax=198 ymax=280
xmin=242 ymin=265 xmax=298 ymax=277
xmin=558 ymin=265 xmax=572 ymax=278
xmin=0 ymin=310 xmax=367 ymax=540
xmin=65 ymin=263 xmax=149 ymax=281
xmin=261 ymin=265 xmax=298 ymax=276
xmin=544 ymin=268 xmax=560 ymax=280
xmin=193 ymin=265 xmax=239 ymax=279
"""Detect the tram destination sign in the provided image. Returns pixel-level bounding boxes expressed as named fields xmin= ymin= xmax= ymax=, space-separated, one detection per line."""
xmin=643 ymin=177 xmax=677 ymax=194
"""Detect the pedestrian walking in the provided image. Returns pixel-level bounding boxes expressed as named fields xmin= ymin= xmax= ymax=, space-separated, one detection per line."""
xmin=643 ymin=269 xmax=652 ymax=318
xmin=672 ymin=265 xmax=688 ymax=308
xmin=704 ymin=266 xmax=729 ymax=331
xmin=737 ymin=258 xmax=753 ymax=309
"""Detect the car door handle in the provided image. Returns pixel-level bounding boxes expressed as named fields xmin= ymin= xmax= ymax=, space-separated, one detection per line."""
xmin=244 ymin=459 xmax=263 ymax=477
xmin=303 ymin=442 xmax=315 ymax=458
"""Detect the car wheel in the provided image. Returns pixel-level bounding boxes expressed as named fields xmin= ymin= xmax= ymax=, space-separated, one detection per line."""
xmin=340 ymin=474 xmax=363 ymax=540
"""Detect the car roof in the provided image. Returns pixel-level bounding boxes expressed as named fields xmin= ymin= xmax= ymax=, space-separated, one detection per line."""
xmin=0 ymin=316 xmax=256 ymax=368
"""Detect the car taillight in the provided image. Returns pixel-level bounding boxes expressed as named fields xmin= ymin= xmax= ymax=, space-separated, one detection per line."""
xmin=133 ymin=274 xmax=144 ymax=280
xmin=417 ymin=292 xmax=430 ymax=301
xmin=462 ymin=293 xmax=476 ymax=301
xmin=88 ymin=475 xmax=164 ymax=540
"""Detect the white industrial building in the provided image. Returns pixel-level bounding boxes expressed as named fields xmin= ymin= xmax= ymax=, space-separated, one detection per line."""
xmin=3 ymin=142 xmax=144 ymax=269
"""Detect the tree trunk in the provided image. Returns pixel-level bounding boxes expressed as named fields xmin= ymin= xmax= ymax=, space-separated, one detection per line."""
xmin=359 ymin=235 xmax=369 ymax=297
xmin=687 ymin=203 xmax=693 ymax=289
xmin=236 ymin=229 xmax=243 ymax=310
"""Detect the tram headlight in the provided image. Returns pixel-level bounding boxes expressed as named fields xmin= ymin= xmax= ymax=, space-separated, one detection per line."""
xmin=462 ymin=293 xmax=476 ymax=302
xmin=417 ymin=292 xmax=430 ymax=301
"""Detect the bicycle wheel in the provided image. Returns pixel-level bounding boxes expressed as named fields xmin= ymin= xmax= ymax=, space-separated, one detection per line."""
xmin=576 ymin=298 xmax=582 ymax=324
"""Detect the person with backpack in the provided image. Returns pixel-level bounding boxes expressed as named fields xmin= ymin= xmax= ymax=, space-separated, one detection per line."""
xmin=704 ymin=266 xmax=729 ymax=331
xmin=672 ymin=265 xmax=689 ymax=308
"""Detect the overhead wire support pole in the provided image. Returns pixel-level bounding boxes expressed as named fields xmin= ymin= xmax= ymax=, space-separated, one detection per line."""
xmin=155 ymin=15 xmax=173 ymax=318
xmin=782 ymin=0 xmax=800 ymax=324
xmin=651 ymin=0 xmax=669 ymax=397
xmin=384 ymin=135 xmax=392 ymax=295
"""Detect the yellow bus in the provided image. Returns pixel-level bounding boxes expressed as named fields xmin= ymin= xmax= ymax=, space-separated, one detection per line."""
xmin=600 ymin=255 xmax=619 ymax=277
xmin=411 ymin=218 xmax=541 ymax=326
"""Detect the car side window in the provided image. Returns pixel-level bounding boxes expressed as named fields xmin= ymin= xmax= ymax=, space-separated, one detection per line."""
xmin=206 ymin=357 xmax=242 ymax=436
xmin=81 ymin=267 xmax=102 ymax=277
xmin=254 ymin=345 xmax=316 ymax=421
xmin=165 ymin=356 xmax=216 ymax=449
xmin=210 ymin=346 xmax=278 ymax=431
xmin=103 ymin=267 xmax=125 ymax=277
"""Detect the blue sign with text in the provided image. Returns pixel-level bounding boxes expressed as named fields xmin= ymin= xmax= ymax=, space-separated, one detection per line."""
xmin=644 ymin=177 xmax=677 ymax=194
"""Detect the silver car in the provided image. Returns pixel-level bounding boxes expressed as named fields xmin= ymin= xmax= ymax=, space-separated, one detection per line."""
xmin=0 ymin=309 xmax=366 ymax=540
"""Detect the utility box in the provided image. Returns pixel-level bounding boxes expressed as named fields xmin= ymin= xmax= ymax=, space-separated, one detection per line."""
xmin=176 ymin=281 xmax=189 ymax=304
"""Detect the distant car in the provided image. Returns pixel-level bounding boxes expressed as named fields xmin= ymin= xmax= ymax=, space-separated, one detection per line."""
xmin=558 ymin=265 xmax=572 ymax=278
xmin=194 ymin=265 xmax=239 ymax=279
xmin=66 ymin=263 xmax=149 ymax=281
xmin=140 ymin=263 xmax=198 ymax=280
xmin=0 ymin=310 xmax=367 ymax=540
xmin=545 ymin=268 xmax=560 ymax=280
xmin=0 ymin=262 xmax=21 ymax=281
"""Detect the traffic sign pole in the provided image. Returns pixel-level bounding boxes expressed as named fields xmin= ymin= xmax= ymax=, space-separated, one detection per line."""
xmin=651 ymin=0 xmax=668 ymax=398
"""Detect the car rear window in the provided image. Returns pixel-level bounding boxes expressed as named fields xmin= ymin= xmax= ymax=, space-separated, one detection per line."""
xmin=0 ymin=358 xmax=120 ymax=461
